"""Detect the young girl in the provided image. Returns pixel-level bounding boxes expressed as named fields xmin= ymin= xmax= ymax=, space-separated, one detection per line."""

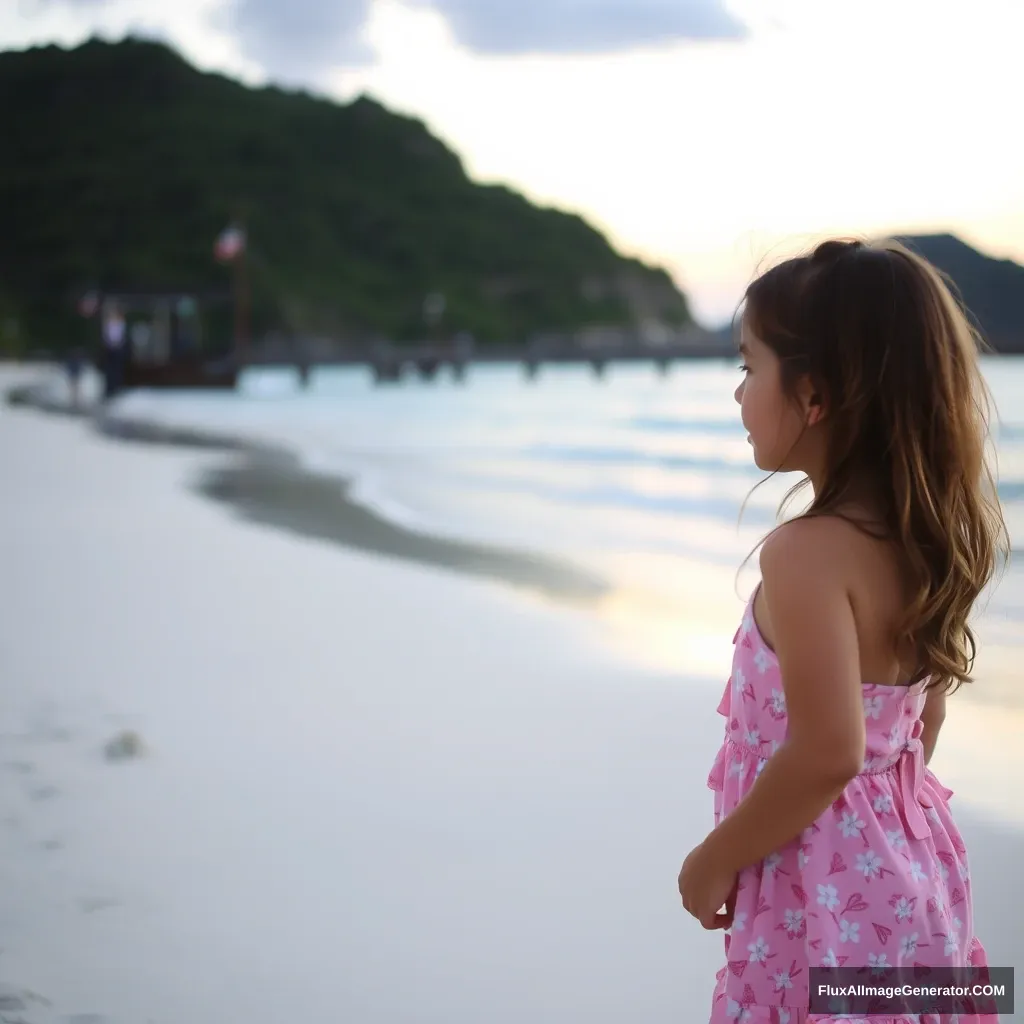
xmin=677 ymin=238 xmax=1010 ymax=1022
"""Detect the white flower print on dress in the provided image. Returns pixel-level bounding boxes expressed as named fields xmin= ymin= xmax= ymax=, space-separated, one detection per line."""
xmin=732 ymin=666 xmax=745 ymax=693
xmin=798 ymin=847 xmax=810 ymax=869
xmin=856 ymin=850 xmax=883 ymax=879
xmin=868 ymin=952 xmax=891 ymax=973
xmin=748 ymin=937 xmax=770 ymax=963
xmin=782 ymin=909 xmax=804 ymax=935
xmin=725 ymin=999 xmax=752 ymax=1022
xmin=817 ymin=884 xmax=840 ymax=911
xmin=728 ymin=758 xmax=745 ymax=778
xmin=839 ymin=810 xmax=867 ymax=839
xmin=900 ymin=932 xmax=920 ymax=957
xmin=864 ymin=695 xmax=885 ymax=719
xmin=892 ymin=895 xmax=914 ymax=922
xmin=729 ymin=911 xmax=748 ymax=933
xmin=821 ymin=948 xmax=840 ymax=967
xmin=753 ymin=648 xmax=772 ymax=674
xmin=754 ymin=759 xmax=768 ymax=779
xmin=873 ymin=793 xmax=894 ymax=814
xmin=745 ymin=728 xmax=761 ymax=747
xmin=763 ymin=852 xmax=783 ymax=875
xmin=909 ymin=861 xmax=927 ymax=882
xmin=885 ymin=828 xmax=907 ymax=851
xmin=766 ymin=688 xmax=786 ymax=718
xmin=942 ymin=916 xmax=964 ymax=955
xmin=772 ymin=968 xmax=794 ymax=991
xmin=838 ymin=919 xmax=860 ymax=943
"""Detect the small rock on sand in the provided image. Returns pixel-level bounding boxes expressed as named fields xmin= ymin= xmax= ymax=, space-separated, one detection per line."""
xmin=102 ymin=731 xmax=144 ymax=762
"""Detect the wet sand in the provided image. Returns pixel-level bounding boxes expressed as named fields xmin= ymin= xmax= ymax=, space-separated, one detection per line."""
xmin=9 ymin=369 xmax=609 ymax=606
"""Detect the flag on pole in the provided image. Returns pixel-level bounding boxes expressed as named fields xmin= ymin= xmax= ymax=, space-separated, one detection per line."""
xmin=214 ymin=224 xmax=246 ymax=263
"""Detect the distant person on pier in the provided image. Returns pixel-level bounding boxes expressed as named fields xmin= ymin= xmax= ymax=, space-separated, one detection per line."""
xmin=64 ymin=346 xmax=86 ymax=409
xmin=100 ymin=305 xmax=128 ymax=400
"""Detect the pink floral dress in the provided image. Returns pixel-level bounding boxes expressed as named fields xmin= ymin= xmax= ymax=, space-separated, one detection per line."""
xmin=705 ymin=588 xmax=998 ymax=1023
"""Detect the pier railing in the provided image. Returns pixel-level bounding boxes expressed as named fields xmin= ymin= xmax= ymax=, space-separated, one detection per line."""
xmin=239 ymin=330 xmax=737 ymax=384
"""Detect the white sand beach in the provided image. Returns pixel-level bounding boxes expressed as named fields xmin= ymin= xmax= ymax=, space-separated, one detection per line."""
xmin=1 ymin=366 xmax=1020 ymax=1023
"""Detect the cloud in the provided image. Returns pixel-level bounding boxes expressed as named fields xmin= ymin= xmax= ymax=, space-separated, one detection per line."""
xmin=226 ymin=0 xmax=375 ymax=81
xmin=19 ymin=0 xmax=108 ymax=8
xmin=15 ymin=0 xmax=746 ymax=82
xmin=419 ymin=0 xmax=746 ymax=55
xmin=228 ymin=0 xmax=745 ymax=80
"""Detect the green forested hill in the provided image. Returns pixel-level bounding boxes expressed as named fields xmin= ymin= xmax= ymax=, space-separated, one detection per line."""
xmin=0 ymin=36 xmax=690 ymax=353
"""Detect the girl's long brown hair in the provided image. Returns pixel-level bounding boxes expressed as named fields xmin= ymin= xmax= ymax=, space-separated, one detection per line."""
xmin=738 ymin=237 xmax=1010 ymax=694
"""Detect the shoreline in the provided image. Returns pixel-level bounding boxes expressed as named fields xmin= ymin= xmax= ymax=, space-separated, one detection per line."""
xmin=6 ymin=371 xmax=611 ymax=608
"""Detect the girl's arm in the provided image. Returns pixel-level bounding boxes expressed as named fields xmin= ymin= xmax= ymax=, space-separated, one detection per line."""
xmin=921 ymin=688 xmax=946 ymax=765
xmin=700 ymin=519 xmax=866 ymax=875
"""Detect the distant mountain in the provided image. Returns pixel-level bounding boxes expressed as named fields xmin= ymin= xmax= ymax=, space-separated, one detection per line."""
xmin=0 ymin=37 xmax=691 ymax=355
xmin=708 ymin=234 xmax=1024 ymax=355
xmin=895 ymin=234 xmax=1024 ymax=354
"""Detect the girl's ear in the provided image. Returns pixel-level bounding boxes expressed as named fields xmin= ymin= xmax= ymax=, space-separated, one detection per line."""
xmin=799 ymin=375 xmax=826 ymax=426
xmin=807 ymin=392 xmax=824 ymax=426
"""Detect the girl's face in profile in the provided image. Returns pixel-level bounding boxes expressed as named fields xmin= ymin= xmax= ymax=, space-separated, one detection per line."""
xmin=734 ymin=319 xmax=810 ymax=474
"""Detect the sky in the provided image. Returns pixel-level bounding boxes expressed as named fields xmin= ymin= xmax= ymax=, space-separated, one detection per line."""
xmin=4 ymin=0 xmax=1024 ymax=325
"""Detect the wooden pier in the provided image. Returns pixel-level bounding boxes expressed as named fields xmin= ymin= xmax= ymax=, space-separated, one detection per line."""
xmin=240 ymin=333 xmax=736 ymax=386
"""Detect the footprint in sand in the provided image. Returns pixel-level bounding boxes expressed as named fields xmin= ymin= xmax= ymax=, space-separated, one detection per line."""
xmin=78 ymin=897 xmax=119 ymax=914
xmin=0 ymin=992 xmax=24 ymax=1012
xmin=0 ymin=986 xmax=50 ymax=1020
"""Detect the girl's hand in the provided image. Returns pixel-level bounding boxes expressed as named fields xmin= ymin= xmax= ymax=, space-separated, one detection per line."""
xmin=678 ymin=842 xmax=738 ymax=930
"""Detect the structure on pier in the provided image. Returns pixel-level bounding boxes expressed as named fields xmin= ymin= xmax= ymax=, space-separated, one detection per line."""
xmin=80 ymin=288 xmax=238 ymax=391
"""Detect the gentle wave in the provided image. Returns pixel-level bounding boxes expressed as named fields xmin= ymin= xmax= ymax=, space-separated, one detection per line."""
xmin=524 ymin=443 xmax=759 ymax=476
xmin=996 ymin=480 xmax=1024 ymax=502
xmin=456 ymin=474 xmax=780 ymax=526
xmin=630 ymin=416 xmax=1024 ymax=442
xmin=524 ymin=444 xmax=1024 ymax=503
xmin=628 ymin=415 xmax=746 ymax=435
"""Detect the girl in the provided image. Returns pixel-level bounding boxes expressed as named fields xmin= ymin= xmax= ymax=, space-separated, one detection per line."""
xmin=677 ymin=238 xmax=1010 ymax=1022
